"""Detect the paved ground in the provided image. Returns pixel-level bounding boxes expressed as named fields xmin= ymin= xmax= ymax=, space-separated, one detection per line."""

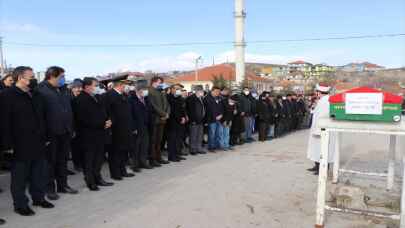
xmin=0 ymin=129 xmax=403 ymax=228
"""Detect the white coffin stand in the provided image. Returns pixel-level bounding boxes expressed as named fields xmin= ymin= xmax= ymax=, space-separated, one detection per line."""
xmin=314 ymin=118 xmax=405 ymax=228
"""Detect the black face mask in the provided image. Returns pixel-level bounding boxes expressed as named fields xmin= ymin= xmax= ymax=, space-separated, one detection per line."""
xmin=28 ymin=78 xmax=38 ymax=91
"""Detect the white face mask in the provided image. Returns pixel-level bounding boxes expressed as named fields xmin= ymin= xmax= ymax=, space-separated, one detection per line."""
xmin=124 ymin=85 xmax=131 ymax=93
xmin=196 ymin=91 xmax=204 ymax=98
xmin=142 ymin=89 xmax=149 ymax=97
xmin=94 ymin=87 xmax=105 ymax=95
xmin=129 ymin=86 xmax=136 ymax=91
xmin=175 ymin=90 xmax=182 ymax=97
xmin=244 ymin=90 xmax=250 ymax=95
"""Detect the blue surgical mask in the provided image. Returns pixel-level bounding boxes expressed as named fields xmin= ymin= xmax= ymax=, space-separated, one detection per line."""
xmin=58 ymin=76 xmax=66 ymax=88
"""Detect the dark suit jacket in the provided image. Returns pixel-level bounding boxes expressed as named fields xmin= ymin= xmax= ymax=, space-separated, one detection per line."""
xmin=128 ymin=94 xmax=151 ymax=132
xmin=73 ymin=92 xmax=108 ymax=146
xmin=103 ymin=89 xmax=133 ymax=150
xmin=186 ymin=94 xmax=206 ymax=124
xmin=0 ymin=86 xmax=47 ymax=160
xmin=35 ymin=81 xmax=73 ymax=136
xmin=204 ymin=94 xmax=224 ymax=123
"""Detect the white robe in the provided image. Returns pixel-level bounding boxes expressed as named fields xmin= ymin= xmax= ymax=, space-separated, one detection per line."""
xmin=306 ymin=95 xmax=336 ymax=163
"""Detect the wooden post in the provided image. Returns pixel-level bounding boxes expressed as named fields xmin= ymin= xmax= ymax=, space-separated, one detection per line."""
xmin=332 ymin=132 xmax=341 ymax=184
xmin=387 ymin=135 xmax=396 ymax=191
xmin=315 ymin=128 xmax=330 ymax=228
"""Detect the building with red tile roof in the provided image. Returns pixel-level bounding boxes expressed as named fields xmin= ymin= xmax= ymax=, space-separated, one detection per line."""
xmin=166 ymin=63 xmax=273 ymax=92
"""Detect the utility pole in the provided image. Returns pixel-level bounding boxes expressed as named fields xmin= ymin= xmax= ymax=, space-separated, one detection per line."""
xmin=234 ymin=0 xmax=246 ymax=86
xmin=0 ymin=36 xmax=4 ymax=77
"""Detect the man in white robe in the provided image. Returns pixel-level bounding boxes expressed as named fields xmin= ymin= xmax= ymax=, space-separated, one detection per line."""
xmin=306 ymin=84 xmax=336 ymax=175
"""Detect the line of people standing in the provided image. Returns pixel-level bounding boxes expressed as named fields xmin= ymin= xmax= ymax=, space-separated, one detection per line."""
xmin=0 ymin=66 xmax=310 ymax=225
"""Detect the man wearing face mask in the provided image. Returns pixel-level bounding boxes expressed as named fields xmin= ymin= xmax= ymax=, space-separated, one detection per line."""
xmin=128 ymin=80 xmax=153 ymax=171
xmin=186 ymin=85 xmax=206 ymax=155
xmin=70 ymin=79 xmax=83 ymax=172
xmin=148 ymin=77 xmax=171 ymax=166
xmin=0 ymin=66 xmax=54 ymax=217
xmin=73 ymin=77 xmax=113 ymax=191
xmin=239 ymin=87 xmax=254 ymax=143
xmin=221 ymin=88 xmax=236 ymax=151
xmin=166 ymin=84 xmax=187 ymax=162
xmin=257 ymin=92 xmax=271 ymax=142
xmin=36 ymin=66 xmax=78 ymax=200
xmin=204 ymin=86 xmax=225 ymax=152
xmin=103 ymin=81 xmax=135 ymax=180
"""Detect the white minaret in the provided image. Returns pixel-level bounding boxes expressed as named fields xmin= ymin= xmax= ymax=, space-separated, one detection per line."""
xmin=234 ymin=0 xmax=246 ymax=85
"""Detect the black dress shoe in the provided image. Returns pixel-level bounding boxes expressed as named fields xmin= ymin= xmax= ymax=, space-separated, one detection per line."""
xmin=57 ymin=186 xmax=78 ymax=194
xmin=0 ymin=188 xmax=3 ymax=193
xmin=0 ymin=218 xmax=5 ymax=225
xmin=198 ymin=151 xmax=207 ymax=154
xmin=158 ymin=159 xmax=170 ymax=165
xmin=67 ymin=169 xmax=76 ymax=175
xmin=88 ymin=184 xmax=100 ymax=191
xmin=307 ymin=166 xmax=317 ymax=172
xmin=33 ymin=200 xmax=54 ymax=208
xmin=131 ymin=167 xmax=141 ymax=173
xmin=190 ymin=152 xmax=198 ymax=155
xmin=169 ymin=158 xmax=180 ymax=162
xmin=96 ymin=180 xmax=114 ymax=187
xmin=177 ymin=156 xmax=186 ymax=160
xmin=140 ymin=164 xmax=153 ymax=169
xmin=14 ymin=207 xmax=35 ymax=216
xmin=150 ymin=161 xmax=161 ymax=167
xmin=122 ymin=173 xmax=135 ymax=178
xmin=46 ymin=192 xmax=60 ymax=201
xmin=111 ymin=176 xmax=123 ymax=181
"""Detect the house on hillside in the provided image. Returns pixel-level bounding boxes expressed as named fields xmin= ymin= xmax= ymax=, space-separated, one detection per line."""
xmin=288 ymin=60 xmax=313 ymax=77
xmin=312 ymin=64 xmax=336 ymax=77
xmin=246 ymin=63 xmax=288 ymax=77
xmin=338 ymin=62 xmax=385 ymax=72
xmin=166 ymin=63 xmax=273 ymax=92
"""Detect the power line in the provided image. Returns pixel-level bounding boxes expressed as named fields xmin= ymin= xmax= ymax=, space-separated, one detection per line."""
xmin=3 ymin=33 xmax=405 ymax=48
